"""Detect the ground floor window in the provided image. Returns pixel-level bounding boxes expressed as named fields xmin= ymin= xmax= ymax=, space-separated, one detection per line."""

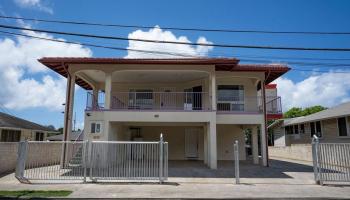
xmin=310 ymin=121 xmax=322 ymax=138
xmin=1 ymin=129 xmax=21 ymax=142
xmin=90 ymin=122 xmax=102 ymax=134
xmin=299 ymin=124 xmax=305 ymax=134
xmin=337 ymin=117 xmax=349 ymax=137
xmin=35 ymin=132 xmax=45 ymax=141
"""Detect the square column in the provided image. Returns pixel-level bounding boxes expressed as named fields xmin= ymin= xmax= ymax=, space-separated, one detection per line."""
xmin=209 ymin=72 xmax=216 ymax=111
xmin=207 ymin=120 xmax=217 ymax=169
xmin=92 ymin=87 xmax=99 ymax=108
xmin=260 ymin=123 xmax=268 ymax=166
xmin=63 ymin=73 xmax=75 ymax=141
xmin=251 ymin=126 xmax=259 ymax=164
xmin=260 ymin=80 xmax=268 ymax=167
xmin=104 ymin=73 xmax=112 ymax=109
xmin=203 ymin=125 xmax=208 ymax=165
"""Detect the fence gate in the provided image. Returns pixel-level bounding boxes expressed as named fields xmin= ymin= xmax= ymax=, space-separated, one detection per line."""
xmin=15 ymin=135 xmax=168 ymax=183
xmin=312 ymin=136 xmax=350 ymax=185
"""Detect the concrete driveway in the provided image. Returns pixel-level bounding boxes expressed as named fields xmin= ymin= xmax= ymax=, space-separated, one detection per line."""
xmin=0 ymin=158 xmax=349 ymax=199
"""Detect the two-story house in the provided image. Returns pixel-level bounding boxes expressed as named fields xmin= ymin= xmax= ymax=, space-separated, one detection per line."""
xmin=39 ymin=57 xmax=289 ymax=169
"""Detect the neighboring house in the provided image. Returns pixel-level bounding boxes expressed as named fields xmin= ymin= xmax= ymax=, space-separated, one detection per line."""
xmin=0 ymin=112 xmax=56 ymax=142
xmin=39 ymin=57 xmax=289 ymax=169
xmin=46 ymin=130 xmax=84 ymax=141
xmin=269 ymin=102 xmax=350 ymax=147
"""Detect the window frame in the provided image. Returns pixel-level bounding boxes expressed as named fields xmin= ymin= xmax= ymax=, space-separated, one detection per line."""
xmin=217 ymin=85 xmax=245 ymax=111
xmin=310 ymin=121 xmax=323 ymax=138
xmin=35 ymin=132 xmax=45 ymax=141
xmin=337 ymin=117 xmax=350 ymax=138
xmin=90 ymin=121 xmax=102 ymax=134
xmin=0 ymin=129 xmax=21 ymax=142
xmin=299 ymin=124 xmax=305 ymax=134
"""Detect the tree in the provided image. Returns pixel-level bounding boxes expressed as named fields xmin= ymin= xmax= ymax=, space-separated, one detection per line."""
xmin=283 ymin=105 xmax=327 ymax=118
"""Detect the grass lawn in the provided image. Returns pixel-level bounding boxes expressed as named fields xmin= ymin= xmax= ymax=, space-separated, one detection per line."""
xmin=0 ymin=190 xmax=72 ymax=198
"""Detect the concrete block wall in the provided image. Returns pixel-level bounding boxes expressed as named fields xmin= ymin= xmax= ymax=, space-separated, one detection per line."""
xmin=0 ymin=142 xmax=18 ymax=175
xmin=268 ymin=144 xmax=313 ymax=162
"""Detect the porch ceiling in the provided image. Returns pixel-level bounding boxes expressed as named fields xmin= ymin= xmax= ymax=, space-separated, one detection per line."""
xmin=112 ymin=70 xmax=208 ymax=83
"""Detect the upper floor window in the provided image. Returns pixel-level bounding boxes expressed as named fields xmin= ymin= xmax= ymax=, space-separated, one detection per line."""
xmin=129 ymin=89 xmax=153 ymax=109
xmin=217 ymin=85 xmax=244 ymax=111
xmin=35 ymin=132 xmax=44 ymax=141
xmin=337 ymin=117 xmax=349 ymax=137
xmin=1 ymin=129 xmax=21 ymax=142
xmin=310 ymin=121 xmax=322 ymax=138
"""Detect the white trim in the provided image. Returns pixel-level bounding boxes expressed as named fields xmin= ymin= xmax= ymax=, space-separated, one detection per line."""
xmin=336 ymin=117 xmax=350 ymax=137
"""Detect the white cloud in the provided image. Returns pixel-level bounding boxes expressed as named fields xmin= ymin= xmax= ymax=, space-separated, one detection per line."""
xmin=14 ymin=0 xmax=53 ymax=14
xmin=274 ymin=72 xmax=350 ymax=110
xmin=0 ymin=27 xmax=92 ymax=111
xmin=125 ymin=26 xmax=213 ymax=58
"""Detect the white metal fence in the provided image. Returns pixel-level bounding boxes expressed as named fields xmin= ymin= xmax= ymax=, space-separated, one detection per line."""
xmin=312 ymin=136 xmax=350 ymax=185
xmin=15 ymin=135 xmax=168 ymax=183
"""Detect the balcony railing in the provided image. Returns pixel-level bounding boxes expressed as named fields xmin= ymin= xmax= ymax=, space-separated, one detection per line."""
xmin=86 ymin=91 xmax=210 ymax=111
xmin=86 ymin=92 xmax=282 ymax=114
xmin=265 ymin=96 xmax=282 ymax=114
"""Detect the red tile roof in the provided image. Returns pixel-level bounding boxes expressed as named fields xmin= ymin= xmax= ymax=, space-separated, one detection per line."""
xmin=38 ymin=57 xmax=290 ymax=90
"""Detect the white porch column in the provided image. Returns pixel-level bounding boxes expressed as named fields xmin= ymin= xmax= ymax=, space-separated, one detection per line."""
xmin=203 ymin=125 xmax=208 ymax=165
xmin=251 ymin=126 xmax=259 ymax=164
xmin=104 ymin=73 xmax=112 ymax=109
xmin=261 ymin=81 xmax=268 ymax=166
xmin=209 ymin=72 xmax=217 ymax=111
xmin=63 ymin=73 xmax=75 ymax=141
xmin=208 ymin=119 xmax=217 ymax=169
xmin=260 ymin=123 xmax=268 ymax=166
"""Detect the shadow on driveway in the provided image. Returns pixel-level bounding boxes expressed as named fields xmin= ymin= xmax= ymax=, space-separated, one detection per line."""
xmin=168 ymin=159 xmax=314 ymax=178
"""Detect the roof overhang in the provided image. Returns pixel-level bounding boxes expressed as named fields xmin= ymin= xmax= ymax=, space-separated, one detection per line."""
xmin=38 ymin=57 xmax=290 ymax=90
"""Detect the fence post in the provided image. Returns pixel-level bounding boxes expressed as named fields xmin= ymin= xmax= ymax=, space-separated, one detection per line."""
xmin=312 ymin=135 xmax=321 ymax=185
xmin=234 ymin=140 xmax=240 ymax=184
xmin=159 ymin=133 xmax=164 ymax=184
xmin=82 ymin=140 xmax=88 ymax=183
xmin=15 ymin=140 xmax=28 ymax=181
xmin=88 ymin=140 xmax=94 ymax=182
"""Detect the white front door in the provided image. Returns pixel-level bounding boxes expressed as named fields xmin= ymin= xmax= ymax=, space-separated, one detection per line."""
xmin=185 ymin=128 xmax=199 ymax=159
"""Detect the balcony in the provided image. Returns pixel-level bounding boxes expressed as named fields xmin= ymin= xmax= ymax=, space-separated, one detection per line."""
xmin=86 ymin=91 xmax=210 ymax=111
xmin=86 ymin=92 xmax=282 ymax=115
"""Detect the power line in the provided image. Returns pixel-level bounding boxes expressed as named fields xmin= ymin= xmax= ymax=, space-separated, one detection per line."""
xmin=1 ymin=24 xmax=350 ymax=52
xmin=0 ymin=30 xmax=196 ymax=58
xmin=1 ymin=15 xmax=350 ymax=35
xmin=239 ymin=59 xmax=350 ymax=68
xmin=2 ymin=29 xmax=350 ymax=74
xmin=235 ymin=54 xmax=350 ymax=62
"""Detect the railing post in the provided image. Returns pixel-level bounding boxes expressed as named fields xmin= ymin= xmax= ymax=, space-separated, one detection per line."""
xmin=15 ymin=140 xmax=28 ymax=182
xmin=312 ymin=135 xmax=321 ymax=185
xmin=159 ymin=133 xmax=164 ymax=184
xmin=234 ymin=140 xmax=240 ymax=184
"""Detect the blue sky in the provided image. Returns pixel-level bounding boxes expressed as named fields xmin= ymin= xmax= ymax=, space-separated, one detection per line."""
xmin=0 ymin=0 xmax=350 ymax=129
